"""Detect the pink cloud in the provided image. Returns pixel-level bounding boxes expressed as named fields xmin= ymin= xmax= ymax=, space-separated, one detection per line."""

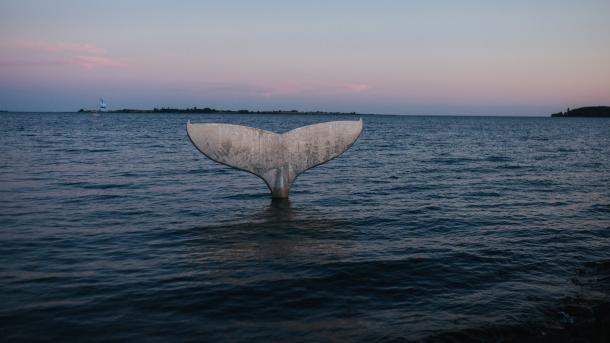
xmin=260 ymin=82 xmax=306 ymax=97
xmin=340 ymin=83 xmax=370 ymax=93
xmin=11 ymin=39 xmax=106 ymax=55
xmin=259 ymin=81 xmax=370 ymax=97
xmin=0 ymin=39 xmax=124 ymax=70
xmin=0 ymin=59 xmax=67 ymax=67
xmin=72 ymin=55 xmax=125 ymax=69
xmin=0 ymin=56 xmax=125 ymax=69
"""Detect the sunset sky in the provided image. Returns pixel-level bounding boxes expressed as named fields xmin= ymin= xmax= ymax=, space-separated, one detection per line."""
xmin=1 ymin=0 xmax=609 ymax=115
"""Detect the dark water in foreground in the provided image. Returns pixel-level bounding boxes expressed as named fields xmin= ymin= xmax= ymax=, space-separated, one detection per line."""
xmin=1 ymin=112 xmax=609 ymax=342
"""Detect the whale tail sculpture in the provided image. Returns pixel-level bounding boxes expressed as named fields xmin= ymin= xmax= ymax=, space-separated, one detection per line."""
xmin=187 ymin=119 xmax=363 ymax=198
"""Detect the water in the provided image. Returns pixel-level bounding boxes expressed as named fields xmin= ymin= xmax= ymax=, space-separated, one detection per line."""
xmin=1 ymin=112 xmax=609 ymax=341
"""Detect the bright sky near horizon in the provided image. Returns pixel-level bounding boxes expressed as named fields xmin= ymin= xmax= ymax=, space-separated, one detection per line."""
xmin=1 ymin=0 xmax=609 ymax=115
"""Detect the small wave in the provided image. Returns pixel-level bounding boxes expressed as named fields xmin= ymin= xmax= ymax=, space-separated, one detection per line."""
xmin=485 ymin=155 xmax=513 ymax=162
xmin=81 ymin=183 xmax=135 ymax=190
xmin=522 ymin=179 xmax=557 ymax=187
xmin=587 ymin=204 xmax=610 ymax=214
xmin=429 ymin=157 xmax=479 ymax=165
xmin=388 ymin=184 xmax=439 ymax=192
xmin=464 ymin=191 xmax=501 ymax=197
xmin=223 ymin=192 xmax=269 ymax=200
xmin=57 ymin=148 xmax=117 ymax=153
xmin=62 ymin=194 xmax=124 ymax=203
xmin=498 ymin=164 xmax=524 ymax=170
xmin=557 ymin=147 xmax=576 ymax=153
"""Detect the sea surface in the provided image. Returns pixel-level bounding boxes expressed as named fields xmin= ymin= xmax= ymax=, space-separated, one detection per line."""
xmin=1 ymin=112 xmax=609 ymax=342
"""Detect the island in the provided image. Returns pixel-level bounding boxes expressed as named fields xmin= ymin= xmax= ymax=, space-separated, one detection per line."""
xmin=77 ymin=107 xmax=358 ymax=115
xmin=551 ymin=106 xmax=610 ymax=117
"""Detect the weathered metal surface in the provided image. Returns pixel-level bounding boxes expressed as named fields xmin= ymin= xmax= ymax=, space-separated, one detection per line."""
xmin=187 ymin=119 xmax=363 ymax=198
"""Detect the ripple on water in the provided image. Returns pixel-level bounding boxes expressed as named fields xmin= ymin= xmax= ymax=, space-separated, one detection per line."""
xmin=0 ymin=113 xmax=609 ymax=341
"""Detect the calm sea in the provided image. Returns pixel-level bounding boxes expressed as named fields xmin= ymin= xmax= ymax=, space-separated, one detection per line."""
xmin=1 ymin=112 xmax=609 ymax=342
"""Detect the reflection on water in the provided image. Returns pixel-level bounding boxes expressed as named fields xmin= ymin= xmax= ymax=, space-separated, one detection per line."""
xmin=188 ymin=198 xmax=355 ymax=265
xmin=266 ymin=198 xmax=295 ymax=221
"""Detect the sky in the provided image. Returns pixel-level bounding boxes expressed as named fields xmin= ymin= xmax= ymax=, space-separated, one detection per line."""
xmin=0 ymin=0 xmax=609 ymax=115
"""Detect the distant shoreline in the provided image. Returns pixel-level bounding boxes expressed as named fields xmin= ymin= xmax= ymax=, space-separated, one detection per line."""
xmin=551 ymin=106 xmax=610 ymax=117
xmin=77 ymin=107 xmax=359 ymax=116
xmin=2 ymin=107 xmax=608 ymax=117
